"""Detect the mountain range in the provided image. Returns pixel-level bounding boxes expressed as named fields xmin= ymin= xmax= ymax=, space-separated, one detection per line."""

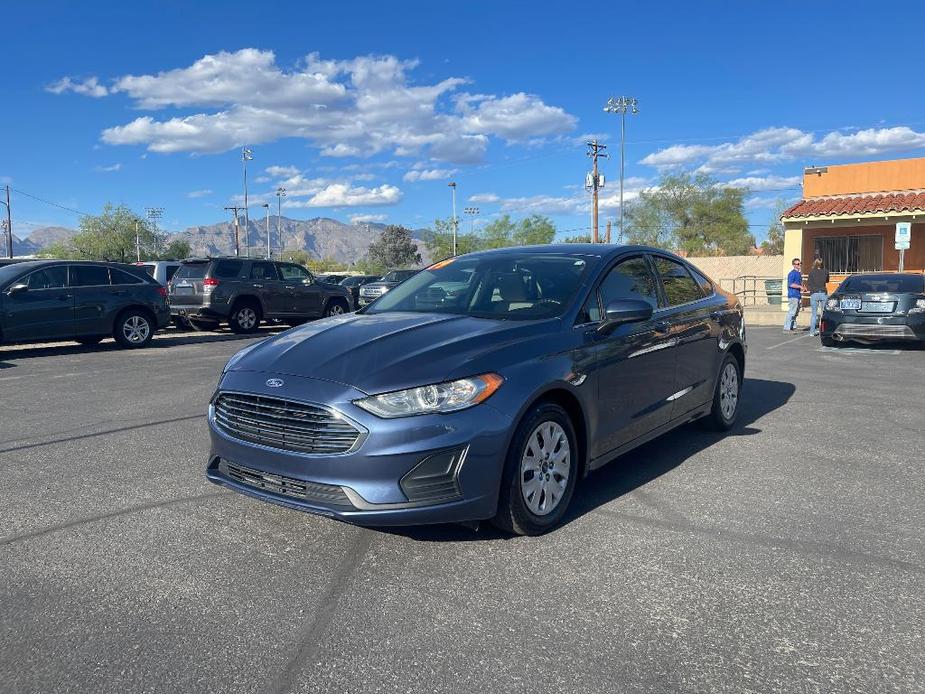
xmin=8 ymin=217 xmax=433 ymax=263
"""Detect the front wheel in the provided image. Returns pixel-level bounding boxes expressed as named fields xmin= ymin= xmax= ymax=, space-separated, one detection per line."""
xmin=324 ymin=299 xmax=348 ymax=317
xmin=113 ymin=310 xmax=154 ymax=349
xmin=491 ymin=403 xmax=578 ymax=536
xmin=700 ymin=353 xmax=742 ymax=431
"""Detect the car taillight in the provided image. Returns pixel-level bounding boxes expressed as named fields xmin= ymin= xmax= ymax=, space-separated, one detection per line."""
xmin=156 ymin=286 xmax=168 ymax=297
xmin=203 ymin=277 xmax=219 ymax=293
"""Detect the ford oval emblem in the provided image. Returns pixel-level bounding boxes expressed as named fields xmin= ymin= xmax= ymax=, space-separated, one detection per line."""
xmin=266 ymin=378 xmax=284 ymax=388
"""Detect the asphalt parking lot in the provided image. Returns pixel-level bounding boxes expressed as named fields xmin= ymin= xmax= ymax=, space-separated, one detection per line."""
xmin=1 ymin=326 xmax=923 ymax=694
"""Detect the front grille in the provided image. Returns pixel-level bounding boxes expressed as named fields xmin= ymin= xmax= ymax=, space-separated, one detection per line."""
xmin=218 ymin=459 xmax=354 ymax=508
xmin=213 ymin=392 xmax=363 ymax=454
xmin=360 ymin=287 xmax=383 ymax=298
xmin=835 ymin=324 xmax=915 ymax=338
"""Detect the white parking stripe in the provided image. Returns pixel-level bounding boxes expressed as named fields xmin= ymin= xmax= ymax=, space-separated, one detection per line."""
xmin=766 ymin=333 xmax=812 ymax=350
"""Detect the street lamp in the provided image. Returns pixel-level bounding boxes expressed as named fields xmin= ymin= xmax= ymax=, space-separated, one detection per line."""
xmin=448 ymin=182 xmax=458 ymax=256
xmin=1 ymin=186 xmax=12 ymax=259
xmin=145 ymin=207 xmax=164 ymax=258
xmin=242 ymin=146 xmax=253 ymax=257
xmin=275 ymin=187 xmax=286 ymax=254
xmin=464 ymin=206 xmax=480 ymax=235
xmin=603 ymin=96 xmax=639 ymax=241
xmin=261 ymin=203 xmax=271 ymax=259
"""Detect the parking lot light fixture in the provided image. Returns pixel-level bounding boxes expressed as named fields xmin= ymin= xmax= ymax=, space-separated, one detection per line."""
xmin=603 ymin=96 xmax=639 ymax=241
xmin=262 ymin=203 xmax=271 ymax=259
xmin=276 ymin=187 xmax=286 ymax=253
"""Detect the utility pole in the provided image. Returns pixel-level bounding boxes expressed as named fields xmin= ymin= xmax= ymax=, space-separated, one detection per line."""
xmin=145 ymin=207 xmax=164 ymax=258
xmin=262 ymin=203 xmax=271 ymax=259
xmin=135 ymin=219 xmax=141 ymax=262
xmin=2 ymin=186 xmax=12 ymax=258
xmin=275 ymin=186 xmax=286 ymax=254
xmin=224 ymin=206 xmax=243 ymax=256
xmin=585 ymin=140 xmax=608 ymax=243
xmin=448 ymin=181 xmax=458 ymax=256
xmin=605 ymin=219 xmax=612 ymax=244
xmin=604 ymin=96 xmax=639 ymax=240
xmin=242 ymin=147 xmax=253 ymax=257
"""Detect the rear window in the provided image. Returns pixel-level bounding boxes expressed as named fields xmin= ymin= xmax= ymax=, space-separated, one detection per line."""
xmin=175 ymin=262 xmax=208 ymax=280
xmin=840 ymin=275 xmax=925 ymax=293
xmin=111 ymin=268 xmax=145 ymax=285
xmin=139 ymin=265 xmax=156 ymax=277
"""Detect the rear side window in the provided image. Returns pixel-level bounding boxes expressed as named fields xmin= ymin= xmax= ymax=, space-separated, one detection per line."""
xmin=25 ymin=266 xmax=67 ymax=290
xmin=111 ymin=268 xmax=145 ymax=285
xmin=689 ymin=268 xmax=714 ymax=296
xmin=249 ymin=262 xmax=279 ymax=280
xmin=652 ymin=256 xmax=704 ymax=306
xmin=599 ymin=257 xmax=660 ymax=310
xmin=175 ymin=263 xmax=208 ymax=280
xmin=212 ymin=260 xmax=243 ymax=279
xmin=69 ymin=265 xmax=111 ymax=287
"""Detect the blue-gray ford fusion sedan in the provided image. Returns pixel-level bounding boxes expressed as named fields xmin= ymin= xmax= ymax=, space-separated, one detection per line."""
xmin=207 ymin=244 xmax=746 ymax=535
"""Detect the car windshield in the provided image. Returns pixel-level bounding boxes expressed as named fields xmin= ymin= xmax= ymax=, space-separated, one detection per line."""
xmin=365 ymin=253 xmax=592 ymax=320
xmin=340 ymin=277 xmax=362 ymax=286
xmin=174 ymin=262 xmax=208 ymax=280
xmin=841 ymin=275 xmax=925 ymax=293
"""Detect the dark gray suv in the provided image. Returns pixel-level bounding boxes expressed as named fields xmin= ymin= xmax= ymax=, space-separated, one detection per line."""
xmin=169 ymin=258 xmax=353 ymax=333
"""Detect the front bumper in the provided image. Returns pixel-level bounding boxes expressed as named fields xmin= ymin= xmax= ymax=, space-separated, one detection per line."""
xmin=206 ymin=370 xmax=513 ymax=526
xmin=821 ymin=311 xmax=925 ymax=342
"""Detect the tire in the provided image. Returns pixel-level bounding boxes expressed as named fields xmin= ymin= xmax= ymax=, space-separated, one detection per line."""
xmin=75 ymin=336 xmax=104 ymax=345
xmin=323 ymin=299 xmax=349 ymax=318
xmin=491 ymin=403 xmax=579 ymax=536
xmin=700 ymin=352 xmax=742 ymax=431
xmin=229 ymin=300 xmax=261 ymax=334
xmin=113 ymin=309 xmax=155 ymax=349
xmin=820 ymin=334 xmax=837 ymax=348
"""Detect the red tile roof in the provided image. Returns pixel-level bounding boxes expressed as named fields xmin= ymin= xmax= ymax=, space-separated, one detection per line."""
xmin=783 ymin=191 xmax=925 ymax=219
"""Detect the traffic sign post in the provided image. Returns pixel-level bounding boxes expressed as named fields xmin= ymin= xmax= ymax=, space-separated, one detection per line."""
xmin=895 ymin=222 xmax=911 ymax=272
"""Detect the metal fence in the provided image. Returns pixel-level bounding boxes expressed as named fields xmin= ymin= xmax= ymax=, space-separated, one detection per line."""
xmin=717 ymin=275 xmax=781 ymax=307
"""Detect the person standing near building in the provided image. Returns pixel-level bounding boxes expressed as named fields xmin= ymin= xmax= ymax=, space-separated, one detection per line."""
xmin=807 ymin=258 xmax=830 ymax=336
xmin=784 ymin=258 xmax=804 ymax=332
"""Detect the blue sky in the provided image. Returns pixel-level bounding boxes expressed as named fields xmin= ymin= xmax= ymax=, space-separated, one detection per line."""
xmin=4 ymin=1 xmax=925 ymax=243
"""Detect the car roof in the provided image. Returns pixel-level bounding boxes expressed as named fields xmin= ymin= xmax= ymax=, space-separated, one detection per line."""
xmin=844 ymin=272 xmax=923 ymax=280
xmin=451 ymin=243 xmax=679 ymax=261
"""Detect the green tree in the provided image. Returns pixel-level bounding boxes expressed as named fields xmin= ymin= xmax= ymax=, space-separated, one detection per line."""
xmin=307 ymin=257 xmax=349 ymax=273
xmin=161 ymin=238 xmax=191 ymax=260
xmin=367 ymin=224 xmax=421 ymax=269
xmin=424 ymin=217 xmax=480 ymax=260
xmin=563 ymin=233 xmax=593 ymax=243
xmin=283 ymin=249 xmax=312 ymax=266
xmin=760 ymin=200 xmax=788 ymax=255
xmin=624 ymin=172 xmax=754 ymax=256
xmin=512 ymin=214 xmax=556 ymax=246
xmin=39 ymin=203 xmax=163 ymax=261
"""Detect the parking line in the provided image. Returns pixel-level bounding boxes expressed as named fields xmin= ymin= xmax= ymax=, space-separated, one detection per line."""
xmin=766 ymin=333 xmax=812 ymax=350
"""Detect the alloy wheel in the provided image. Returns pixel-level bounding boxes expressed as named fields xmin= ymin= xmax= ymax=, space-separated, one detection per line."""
xmin=719 ymin=362 xmax=739 ymax=420
xmin=237 ymin=307 xmax=257 ymax=330
xmin=328 ymin=303 xmax=345 ymax=316
xmin=520 ymin=421 xmax=571 ymax=516
xmin=122 ymin=315 xmax=150 ymax=344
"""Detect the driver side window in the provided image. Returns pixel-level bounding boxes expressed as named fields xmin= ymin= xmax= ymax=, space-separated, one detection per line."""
xmin=279 ymin=264 xmax=312 ymax=282
xmin=599 ymin=257 xmax=660 ymax=309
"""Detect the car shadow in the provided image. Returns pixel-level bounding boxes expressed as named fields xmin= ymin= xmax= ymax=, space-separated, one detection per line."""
xmin=381 ymin=377 xmax=796 ymax=543
xmin=0 ymin=326 xmax=285 ymax=360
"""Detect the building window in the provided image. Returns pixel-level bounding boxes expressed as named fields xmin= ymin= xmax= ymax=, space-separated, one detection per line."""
xmin=814 ymin=235 xmax=883 ymax=273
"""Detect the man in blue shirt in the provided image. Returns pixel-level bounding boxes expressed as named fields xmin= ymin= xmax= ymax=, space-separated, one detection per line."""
xmin=784 ymin=258 xmax=804 ymax=331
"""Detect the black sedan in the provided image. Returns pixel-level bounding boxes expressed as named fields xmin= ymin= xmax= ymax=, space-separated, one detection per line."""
xmin=0 ymin=260 xmax=170 ymax=348
xmin=821 ymin=273 xmax=925 ymax=346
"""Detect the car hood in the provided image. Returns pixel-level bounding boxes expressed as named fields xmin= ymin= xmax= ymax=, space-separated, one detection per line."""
xmin=226 ymin=311 xmax=551 ymax=394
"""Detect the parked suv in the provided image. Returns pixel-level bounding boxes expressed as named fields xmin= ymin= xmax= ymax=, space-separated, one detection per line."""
xmin=169 ymin=257 xmax=353 ymax=333
xmin=134 ymin=261 xmax=182 ymax=286
xmin=339 ymin=275 xmax=381 ymax=305
xmin=0 ymin=260 xmax=170 ymax=348
xmin=357 ymin=268 xmax=418 ymax=307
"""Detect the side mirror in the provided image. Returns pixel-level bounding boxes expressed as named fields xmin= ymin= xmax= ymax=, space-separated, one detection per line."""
xmin=598 ymin=299 xmax=654 ymax=335
xmin=7 ymin=283 xmax=28 ymax=296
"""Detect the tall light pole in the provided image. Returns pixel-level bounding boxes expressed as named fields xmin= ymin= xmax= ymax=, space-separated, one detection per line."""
xmin=1 ymin=185 xmax=12 ymax=258
xmin=448 ymin=181 xmax=458 ymax=256
xmin=603 ymin=96 xmax=639 ymax=240
xmin=241 ymin=146 xmax=253 ymax=257
xmin=262 ymin=203 xmax=271 ymax=259
xmin=275 ymin=187 xmax=286 ymax=254
xmin=464 ymin=207 xmax=480 ymax=236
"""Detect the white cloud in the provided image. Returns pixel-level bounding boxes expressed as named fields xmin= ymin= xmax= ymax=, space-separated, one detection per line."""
xmin=498 ymin=194 xmax=585 ymax=215
xmin=265 ymin=165 xmax=300 ymax=178
xmin=93 ymin=163 xmax=122 ymax=172
xmin=725 ymin=175 xmax=801 ymax=191
xmin=187 ymin=189 xmax=213 ymax=198
xmin=352 ymin=173 xmax=376 ymax=181
xmin=641 ymin=125 xmax=925 ymax=172
xmin=469 ymin=192 xmax=500 ymax=203
xmin=403 ymin=167 xmax=457 ymax=182
xmin=46 ymin=76 xmax=109 ymax=98
xmin=59 ymin=49 xmax=574 ymax=163
xmin=349 ymin=213 xmax=387 ymax=224
xmin=286 ymin=183 xmax=403 ymax=208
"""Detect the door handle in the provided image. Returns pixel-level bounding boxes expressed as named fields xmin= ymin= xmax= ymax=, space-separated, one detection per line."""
xmin=253 ymin=284 xmax=263 ymax=288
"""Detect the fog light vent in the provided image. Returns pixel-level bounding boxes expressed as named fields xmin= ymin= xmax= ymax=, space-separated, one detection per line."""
xmin=400 ymin=447 xmax=468 ymax=503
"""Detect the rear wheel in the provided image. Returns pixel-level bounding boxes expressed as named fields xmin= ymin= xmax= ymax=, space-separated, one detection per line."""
xmin=700 ymin=353 xmax=741 ymax=431
xmin=113 ymin=309 xmax=154 ymax=349
xmin=324 ymin=299 xmax=348 ymax=317
xmin=229 ymin=301 xmax=260 ymax=334
xmin=492 ymin=403 xmax=578 ymax=536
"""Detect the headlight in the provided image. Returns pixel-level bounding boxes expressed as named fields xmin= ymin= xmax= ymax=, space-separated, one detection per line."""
xmin=910 ymin=298 xmax=925 ymax=314
xmin=354 ymin=373 xmax=503 ymax=418
xmin=825 ymin=298 xmax=840 ymax=311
